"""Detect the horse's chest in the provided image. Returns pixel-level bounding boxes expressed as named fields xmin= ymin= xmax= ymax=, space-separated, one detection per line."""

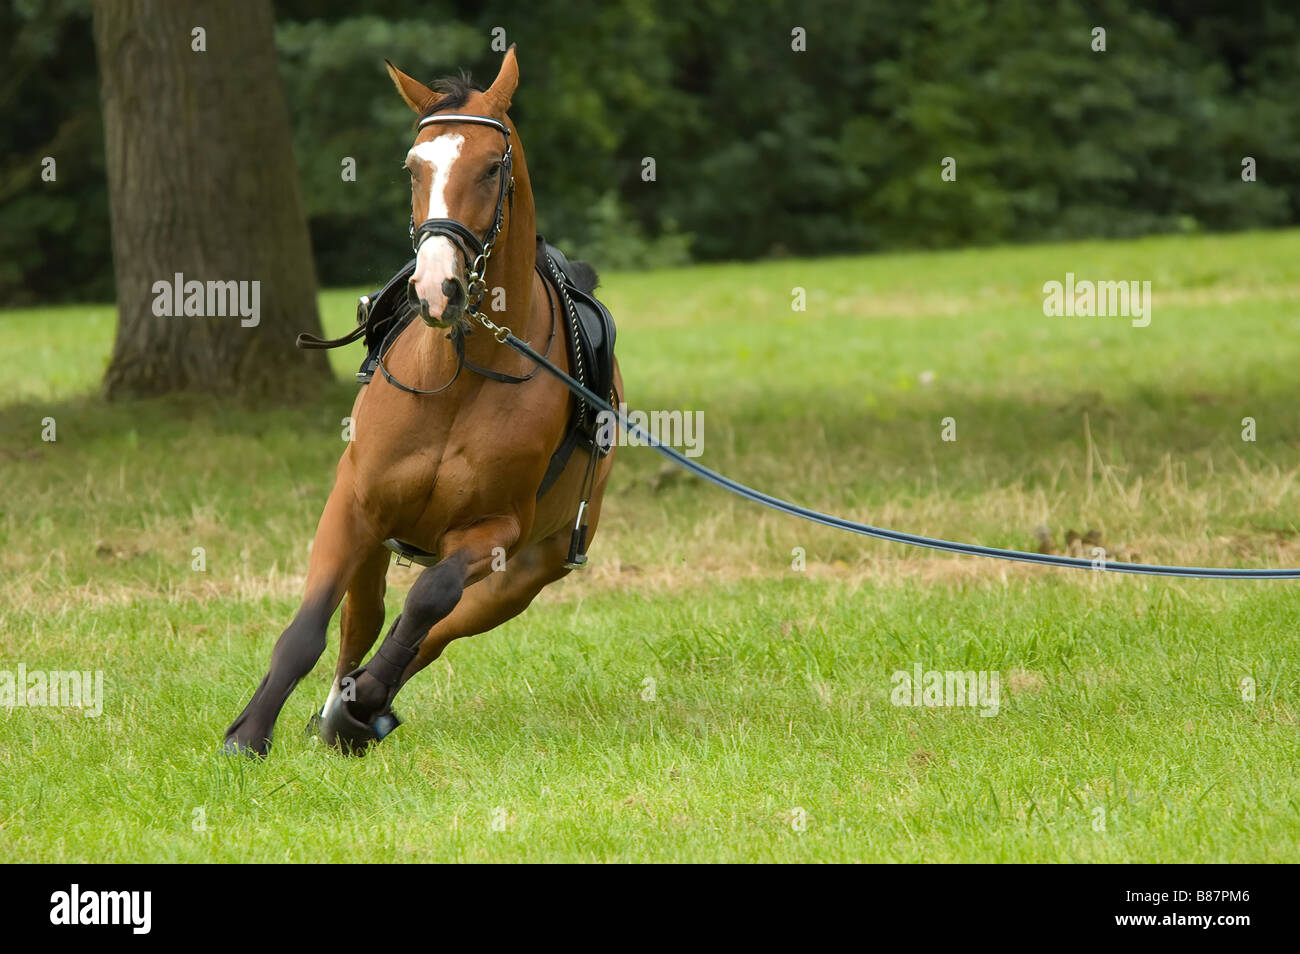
xmin=353 ymin=443 xmax=470 ymax=522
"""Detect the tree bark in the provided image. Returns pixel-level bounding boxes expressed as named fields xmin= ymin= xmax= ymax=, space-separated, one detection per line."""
xmin=93 ymin=0 xmax=329 ymax=399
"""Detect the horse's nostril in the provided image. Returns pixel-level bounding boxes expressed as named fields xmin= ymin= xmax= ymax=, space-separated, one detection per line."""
xmin=418 ymin=299 xmax=431 ymax=321
xmin=408 ymin=281 xmax=419 ymax=306
xmin=442 ymin=277 xmax=466 ymax=306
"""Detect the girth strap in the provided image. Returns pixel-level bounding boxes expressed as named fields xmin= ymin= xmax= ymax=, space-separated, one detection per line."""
xmin=536 ymin=426 xmax=583 ymax=499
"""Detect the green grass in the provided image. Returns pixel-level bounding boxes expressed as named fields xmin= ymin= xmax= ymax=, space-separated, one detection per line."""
xmin=2 ymin=229 xmax=1299 ymax=861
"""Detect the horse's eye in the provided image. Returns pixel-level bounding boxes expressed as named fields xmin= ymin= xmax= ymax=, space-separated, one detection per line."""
xmin=484 ymin=163 xmax=501 ymax=180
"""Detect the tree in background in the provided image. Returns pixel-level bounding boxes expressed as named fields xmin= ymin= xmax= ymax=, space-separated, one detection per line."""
xmin=93 ymin=0 xmax=328 ymax=398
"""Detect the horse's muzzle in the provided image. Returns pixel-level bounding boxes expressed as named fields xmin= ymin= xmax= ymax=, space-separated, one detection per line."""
xmin=409 ymin=275 xmax=468 ymax=327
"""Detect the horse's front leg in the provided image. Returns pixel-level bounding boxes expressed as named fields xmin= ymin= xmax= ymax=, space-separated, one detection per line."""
xmin=317 ymin=517 xmax=519 ymax=752
xmin=223 ymin=477 xmax=379 ymax=757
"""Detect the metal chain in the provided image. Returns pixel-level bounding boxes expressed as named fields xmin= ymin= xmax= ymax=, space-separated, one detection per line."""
xmin=468 ymin=241 xmax=517 ymax=343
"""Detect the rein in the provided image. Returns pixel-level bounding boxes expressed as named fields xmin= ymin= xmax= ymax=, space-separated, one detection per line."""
xmin=494 ymin=332 xmax=1300 ymax=581
xmin=374 ymin=268 xmax=558 ymax=396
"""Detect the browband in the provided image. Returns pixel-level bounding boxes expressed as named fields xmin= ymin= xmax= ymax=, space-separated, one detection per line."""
xmin=417 ymin=113 xmax=511 ymax=140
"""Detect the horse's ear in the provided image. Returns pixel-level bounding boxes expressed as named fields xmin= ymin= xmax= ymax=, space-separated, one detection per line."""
xmin=483 ymin=45 xmax=518 ymax=114
xmin=385 ymin=59 xmax=436 ymax=114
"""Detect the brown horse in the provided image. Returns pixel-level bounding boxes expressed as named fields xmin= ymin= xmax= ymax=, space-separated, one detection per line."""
xmin=224 ymin=47 xmax=620 ymax=756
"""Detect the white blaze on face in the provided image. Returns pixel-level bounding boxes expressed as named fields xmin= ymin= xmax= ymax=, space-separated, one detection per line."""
xmin=408 ymin=133 xmax=465 ymax=316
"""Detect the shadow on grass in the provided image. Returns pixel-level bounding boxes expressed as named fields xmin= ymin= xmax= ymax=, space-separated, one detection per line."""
xmin=0 ymin=380 xmax=361 ymax=466
xmin=3 ymin=375 xmax=1296 ymax=495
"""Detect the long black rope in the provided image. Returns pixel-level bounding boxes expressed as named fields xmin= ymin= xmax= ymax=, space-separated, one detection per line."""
xmin=502 ymin=332 xmax=1300 ymax=580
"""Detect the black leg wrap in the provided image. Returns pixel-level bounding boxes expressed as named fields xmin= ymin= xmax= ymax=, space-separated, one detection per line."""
xmin=314 ymin=695 xmax=402 ymax=755
xmin=365 ymin=637 xmax=418 ymax=688
xmin=341 ymin=612 xmax=416 ymax=715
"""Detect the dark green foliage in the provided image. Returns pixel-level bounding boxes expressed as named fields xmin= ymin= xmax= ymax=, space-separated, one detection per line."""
xmin=4 ymin=0 xmax=1298 ymax=301
xmin=1 ymin=0 xmax=113 ymax=305
xmin=273 ymin=15 xmax=484 ymax=284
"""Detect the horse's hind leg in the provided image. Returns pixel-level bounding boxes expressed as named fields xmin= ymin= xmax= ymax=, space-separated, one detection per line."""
xmin=223 ymin=480 xmax=376 ymax=757
xmin=399 ymin=480 xmax=613 ymax=682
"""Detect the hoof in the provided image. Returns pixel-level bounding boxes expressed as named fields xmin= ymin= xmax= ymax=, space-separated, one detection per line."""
xmin=314 ymin=697 xmax=401 ymax=755
xmin=221 ymin=735 xmax=269 ymax=759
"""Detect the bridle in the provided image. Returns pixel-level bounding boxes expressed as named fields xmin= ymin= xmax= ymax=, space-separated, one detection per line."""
xmin=407 ymin=112 xmax=515 ymax=332
xmin=377 ymin=110 xmax=554 ymax=395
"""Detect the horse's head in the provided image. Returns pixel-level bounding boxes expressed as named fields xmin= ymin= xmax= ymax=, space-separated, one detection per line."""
xmin=386 ymin=48 xmax=519 ymax=327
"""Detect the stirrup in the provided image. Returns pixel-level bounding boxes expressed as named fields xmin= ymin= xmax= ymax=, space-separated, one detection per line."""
xmin=564 ymin=502 xmax=590 ymax=570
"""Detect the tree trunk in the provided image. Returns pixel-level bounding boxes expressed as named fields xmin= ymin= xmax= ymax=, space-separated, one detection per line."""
xmin=93 ymin=0 xmax=329 ymax=399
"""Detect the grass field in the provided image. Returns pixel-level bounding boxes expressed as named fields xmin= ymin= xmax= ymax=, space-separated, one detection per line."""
xmin=2 ymin=229 xmax=1299 ymax=862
